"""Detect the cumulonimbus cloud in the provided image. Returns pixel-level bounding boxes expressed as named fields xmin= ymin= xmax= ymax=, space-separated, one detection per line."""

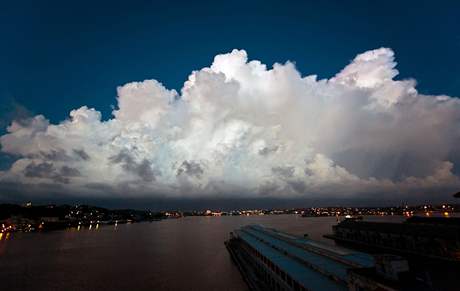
xmin=1 ymin=48 xmax=459 ymax=199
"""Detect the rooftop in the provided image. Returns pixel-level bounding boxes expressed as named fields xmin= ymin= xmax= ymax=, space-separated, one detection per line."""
xmin=234 ymin=224 xmax=375 ymax=290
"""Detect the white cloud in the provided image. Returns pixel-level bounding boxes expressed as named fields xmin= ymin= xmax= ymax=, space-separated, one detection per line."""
xmin=1 ymin=48 xmax=460 ymax=199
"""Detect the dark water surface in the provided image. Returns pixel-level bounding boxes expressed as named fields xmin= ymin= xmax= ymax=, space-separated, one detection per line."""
xmin=0 ymin=215 xmax=402 ymax=291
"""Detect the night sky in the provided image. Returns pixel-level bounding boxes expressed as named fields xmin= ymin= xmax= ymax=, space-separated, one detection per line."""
xmin=1 ymin=0 xmax=460 ymax=209
xmin=2 ymin=0 xmax=459 ymax=122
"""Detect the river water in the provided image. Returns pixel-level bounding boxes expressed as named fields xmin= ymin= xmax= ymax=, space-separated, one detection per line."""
xmin=0 ymin=215 xmax=402 ymax=291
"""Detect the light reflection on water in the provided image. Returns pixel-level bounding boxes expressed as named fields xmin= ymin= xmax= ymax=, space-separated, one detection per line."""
xmin=0 ymin=215 xmax=403 ymax=291
xmin=0 ymin=232 xmax=12 ymax=241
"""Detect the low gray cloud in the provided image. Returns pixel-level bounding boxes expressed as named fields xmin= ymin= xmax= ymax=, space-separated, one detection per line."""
xmin=60 ymin=166 xmax=81 ymax=177
xmin=136 ymin=159 xmax=159 ymax=182
xmin=23 ymin=162 xmax=80 ymax=184
xmin=287 ymin=180 xmax=307 ymax=194
xmin=73 ymin=149 xmax=90 ymax=161
xmin=259 ymin=146 xmax=279 ymax=156
xmin=110 ymin=151 xmax=159 ymax=182
xmin=271 ymin=166 xmax=295 ymax=178
xmin=177 ymin=161 xmax=204 ymax=178
xmin=24 ymin=162 xmax=54 ymax=178
xmin=38 ymin=149 xmax=72 ymax=161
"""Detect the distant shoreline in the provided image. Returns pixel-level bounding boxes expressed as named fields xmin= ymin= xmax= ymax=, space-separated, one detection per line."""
xmin=1 ymin=201 xmax=459 ymax=235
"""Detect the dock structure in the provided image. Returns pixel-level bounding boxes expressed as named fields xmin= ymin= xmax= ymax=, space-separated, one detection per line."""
xmin=327 ymin=217 xmax=460 ymax=262
xmin=227 ymin=225 xmax=402 ymax=291
xmin=324 ymin=217 xmax=460 ymax=290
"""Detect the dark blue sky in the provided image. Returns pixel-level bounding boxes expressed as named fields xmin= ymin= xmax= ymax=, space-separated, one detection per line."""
xmin=1 ymin=0 xmax=459 ymax=126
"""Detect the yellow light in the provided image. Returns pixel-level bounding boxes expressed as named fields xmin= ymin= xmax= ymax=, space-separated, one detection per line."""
xmin=77 ymin=225 xmax=81 ymax=231
xmin=444 ymin=212 xmax=449 ymax=217
xmin=0 ymin=233 xmax=3 ymax=241
xmin=95 ymin=224 xmax=99 ymax=230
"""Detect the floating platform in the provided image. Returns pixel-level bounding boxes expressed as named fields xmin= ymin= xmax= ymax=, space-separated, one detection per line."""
xmin=225 ymin=225 xmax=377 ymax=291
xmin=226 ymin=224 xmax=430 ymax=291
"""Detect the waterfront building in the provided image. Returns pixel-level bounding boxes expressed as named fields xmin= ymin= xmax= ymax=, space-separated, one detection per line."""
xmin=327 ymin=216 xmax=460 ymax=261
xmin=40 ymin=216 xmax=60 ymax=222
xmin=226 ymin=225 xmax=423 ymax=291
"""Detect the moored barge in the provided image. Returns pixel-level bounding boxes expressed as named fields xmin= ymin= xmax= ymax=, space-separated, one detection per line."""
xmin=226 ymin=225 xmax=426 ymax=291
